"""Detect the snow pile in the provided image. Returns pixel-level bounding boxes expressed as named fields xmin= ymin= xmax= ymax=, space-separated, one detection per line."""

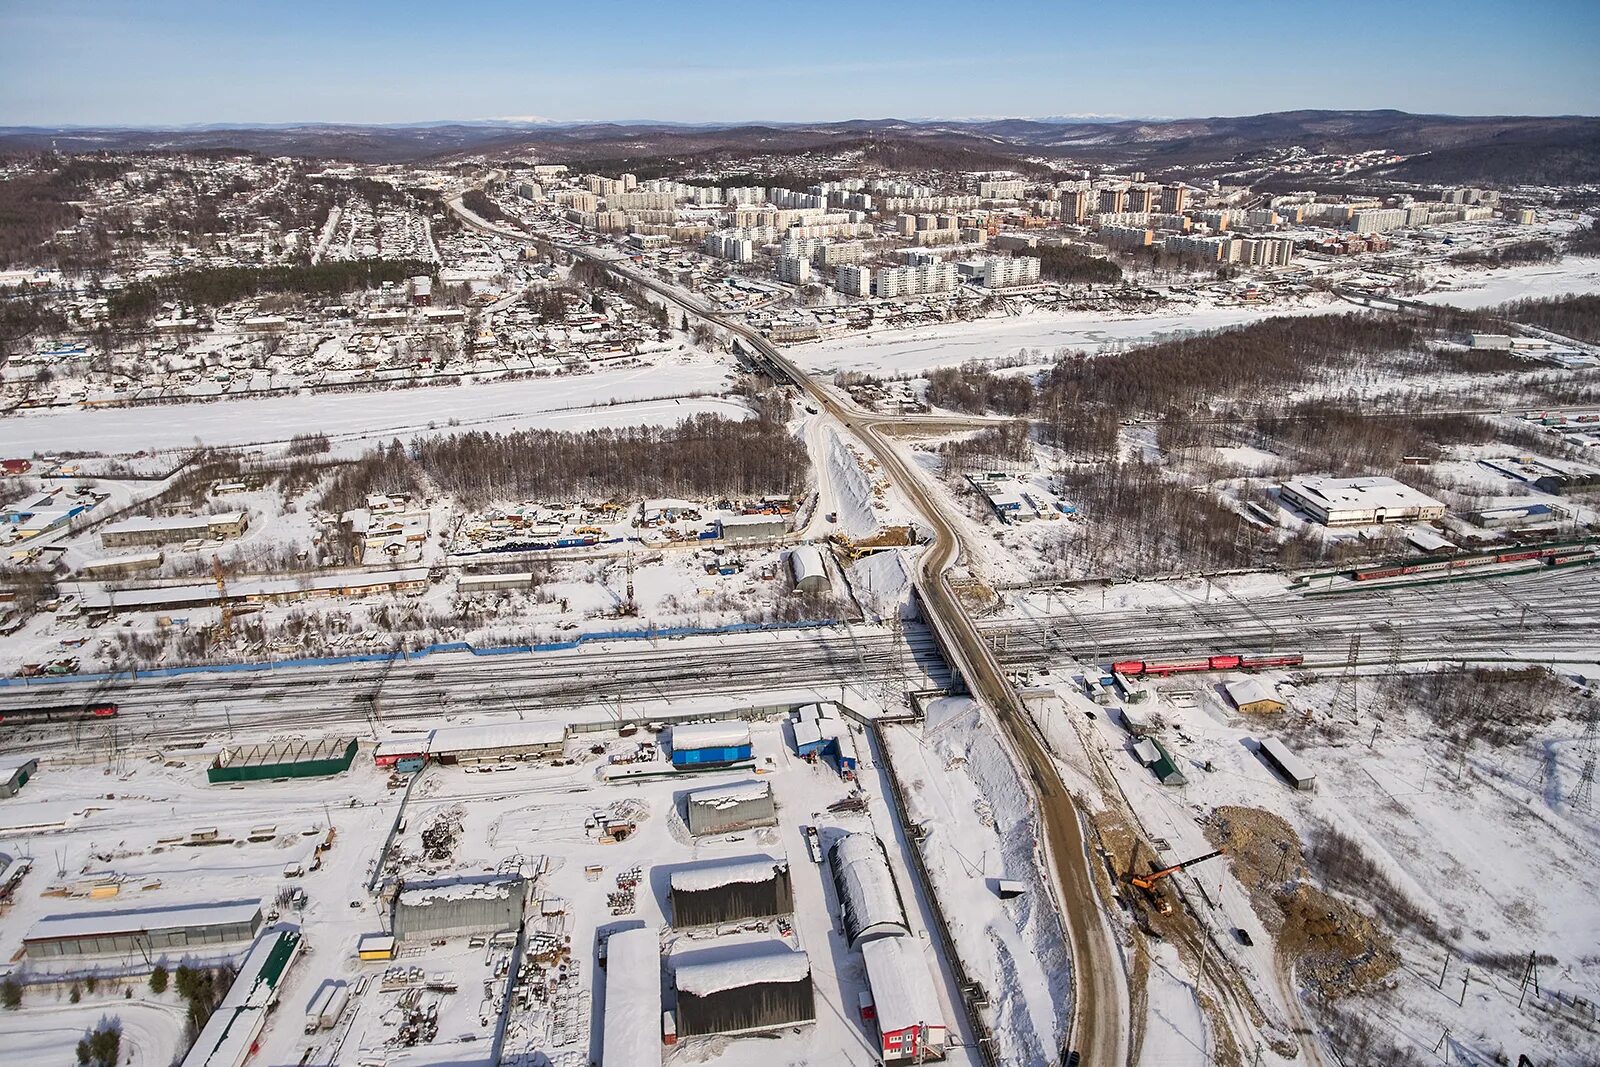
xmin=826 ymin=430 xmax=883 ymax=538
xmin=672 ymin=941 xmax=811 ymax=996
xmin=848 ymin=548 xmax=913 ymax=621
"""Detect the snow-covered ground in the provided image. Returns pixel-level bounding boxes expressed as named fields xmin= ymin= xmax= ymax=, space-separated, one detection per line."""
xmin=0 ymin=357 xmax=740 ymax=457
xmin=883 ymin=697 xmax=1073 ymax=1064
xmin=1022 ymin=656 xmax=1600 ymax=1065
xmin=791 ymin=298 xmax=1347 ymax=377
xmin=1411 ymin=257 xmax=1600 ymax=308
xmin=0 ymin=997 xmax=188 ymax=1067
xmin=0 ymin=700 xmax=1011 ymax=1067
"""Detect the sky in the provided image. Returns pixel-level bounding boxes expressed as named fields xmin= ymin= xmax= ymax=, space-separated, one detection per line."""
xmin=2 ymin=0 xmax=1597 ymax=127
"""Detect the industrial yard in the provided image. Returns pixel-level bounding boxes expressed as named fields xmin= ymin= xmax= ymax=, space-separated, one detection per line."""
xmin=1 ymin=32 xmax=1599 ymax=1067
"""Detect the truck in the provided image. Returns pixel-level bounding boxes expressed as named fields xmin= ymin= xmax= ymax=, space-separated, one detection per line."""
xmin=305 ymin=980 xmax=349 ymax=1032
xmin=305 ymin=983 xmax=336 ymax=1033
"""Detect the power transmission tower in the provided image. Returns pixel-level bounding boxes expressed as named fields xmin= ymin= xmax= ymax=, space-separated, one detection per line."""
xmin=1327 ymin=634 xmax=1362 ymax=722
xmin=1570 ymin=700 xmax=1598 ymax=813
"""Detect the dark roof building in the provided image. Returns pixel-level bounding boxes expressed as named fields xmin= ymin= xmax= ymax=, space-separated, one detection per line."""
xmin=670 ymin=856 xmax=794 ymax=928
xmin=672 ymin=941 xmax=815 ymax=1037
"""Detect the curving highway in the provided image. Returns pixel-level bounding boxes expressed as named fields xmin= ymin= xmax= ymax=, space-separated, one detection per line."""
xmin=446 ymin=197 xmax=1130 ymax=1066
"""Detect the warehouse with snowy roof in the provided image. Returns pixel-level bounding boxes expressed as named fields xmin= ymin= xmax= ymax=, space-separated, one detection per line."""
xmin=392 ymin=874 xmax=529 ymax=940
xmin=602 ymin=927 xmax=662 ymax=1066
xmin=829 ymin=832 xmax=910 ymax=948
xmin=861 ymin=935 xmax=949 ymax=1063
xmin=671 ymin=941 xmax=816 ymax=1037
xmin=670 ymin=722 xmax=754 ymax=767
xmin=670 ymin=855 xmax=794 ymax=927
xmin=23 ymin=899 xmax=264 ymax=959
xmin=427 ymin=721 xmax=567 ymax=764
xmin=685 ymin=780 xmax=777 ymax=837
xmin=1278 ymin=475 xmax=1444 ymax=527
xmin=787 ymin=544 xmax=831 ymax=594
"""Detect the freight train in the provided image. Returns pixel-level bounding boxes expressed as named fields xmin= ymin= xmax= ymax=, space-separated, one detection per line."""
xmin=1111 ymin=654 xmax=1303 ymax=679
xmin=1354 ymin=542 xmax=1597 ymax=582
xmin=0 ymin=702 xmax=118 ymax=727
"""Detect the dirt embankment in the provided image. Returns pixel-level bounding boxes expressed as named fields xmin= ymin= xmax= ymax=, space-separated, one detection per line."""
xmin=1204 ymin=805 xmax=1399 ymax=998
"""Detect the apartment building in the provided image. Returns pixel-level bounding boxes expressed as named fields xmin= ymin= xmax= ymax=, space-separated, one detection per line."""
xmin=835 ymin=264 xmax=872 ymax=296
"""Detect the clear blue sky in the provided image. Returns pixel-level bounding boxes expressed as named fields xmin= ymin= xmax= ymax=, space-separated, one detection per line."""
xmin=3 ymin=0 xmax=1597 ymax=126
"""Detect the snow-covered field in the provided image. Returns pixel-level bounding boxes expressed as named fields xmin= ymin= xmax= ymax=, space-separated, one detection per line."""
xmin=1412 ymin=257 xmax=1600 ymax=308
xmin=0 ymin=357 xmax=739 ymax=456
xmin=791 ymin=298 xmax=1347 ymax=377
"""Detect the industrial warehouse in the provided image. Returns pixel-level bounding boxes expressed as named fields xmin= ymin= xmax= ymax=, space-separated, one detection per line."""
xmin=670 ymin=855 xmax=794 ymax=927
xmin=669 ymin=721 xmax=755 ymax=767
xmin=391 ymin=874 xmax=530 ymax=940
xmin=830 ymin=832 xmax=911 ymax=947
xmin=425 ymin=721 xmax=569 ymax=764
xmin=685 ymin=780 xmax=778 ymax=836
xmin=23 ymin=899 xmax=264 ymax=959
xmin=601 ymin=927 xmax=663 ymax=1065
xmin=670 ymin=941 xmax=817 ymax=1037
xmin=207 ymin=736 xmax=357 ymax=783
xmin=1278 ymin=475 xmax=1445 ymax=527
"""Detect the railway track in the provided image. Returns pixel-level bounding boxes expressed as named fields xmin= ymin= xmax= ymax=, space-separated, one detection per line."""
xmin=0 ymin=626 xmax=949 ymax=747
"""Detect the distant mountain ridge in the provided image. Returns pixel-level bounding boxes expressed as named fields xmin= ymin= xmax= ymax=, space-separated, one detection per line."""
xmin=2 ymin=110 xmax=1596 ymax=182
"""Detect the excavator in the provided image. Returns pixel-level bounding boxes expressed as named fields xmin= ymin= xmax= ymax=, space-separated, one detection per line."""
xmin=1129 ymin=847 xmax=1226 ymax=915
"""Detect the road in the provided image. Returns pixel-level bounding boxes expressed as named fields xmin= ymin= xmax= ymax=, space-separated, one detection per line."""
xmin=445 ymin=196 xmax=1130 ymax=1065
xmin=0 ymin=625 xmax=949 ymax=747
xmin=981 ymin=565 xmax=1600 ymax=669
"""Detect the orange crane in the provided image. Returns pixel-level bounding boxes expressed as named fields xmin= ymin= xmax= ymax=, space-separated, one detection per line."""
xmin=1129 ymin=848 xmax=1226 ymax=914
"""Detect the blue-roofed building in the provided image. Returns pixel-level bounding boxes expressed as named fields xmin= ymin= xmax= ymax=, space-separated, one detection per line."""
xmin=670 ymin=722 xmax=754 ymax=768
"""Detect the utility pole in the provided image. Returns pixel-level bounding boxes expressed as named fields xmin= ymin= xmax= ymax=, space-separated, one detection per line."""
xmin=1518 ymin=950 xmax=1541 ymax=1009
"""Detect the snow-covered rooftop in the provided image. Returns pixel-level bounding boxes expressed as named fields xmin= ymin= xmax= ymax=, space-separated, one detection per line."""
xmin=602 ymin=927 xmax=662 ymax=1066
xmin=427 ymin=720 xmax=567 ymax=756
xmin=671 ymin=721 xmax=752 ymax=751
xmin=861 ymin=934 xmax=944 ymax=1037
xmin=1280 ymin=475 xmax=1442 ymax=512
xmin=685 ymin=780 xmax=772 ymax=810
xmin=1224 ymin=679 xmax=1281 ymax=709
xmin=672 ymin=941 xmax=811 ymax=996
xmin=830 ymin=833 xmax=908 ymax=945
xmin=397 ymin=875 xmax=525 ymax=907
xmin=670 ymin=855 xmax=788 ymax=893
xmin=26 ymin=899 xmax=262 ymax=943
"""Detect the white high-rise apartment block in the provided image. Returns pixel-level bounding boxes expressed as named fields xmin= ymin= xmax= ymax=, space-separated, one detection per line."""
xmin=776 ymin=253 xmax=811 ymax=284
xmin=1348 ymin=209 xmax=1408 ymax=234
xmin=979 ymin=178 xmax=1026 ymax=200
xmin=1238 ymin=238 xmax=1295 ymax=267
xmin=873 ymin=263 xmax=958 ymax=298
xmin=957 ymin=256 xmax=1042 ymax=288
xmin=835 ymin=264 xmax=872 ymax=296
